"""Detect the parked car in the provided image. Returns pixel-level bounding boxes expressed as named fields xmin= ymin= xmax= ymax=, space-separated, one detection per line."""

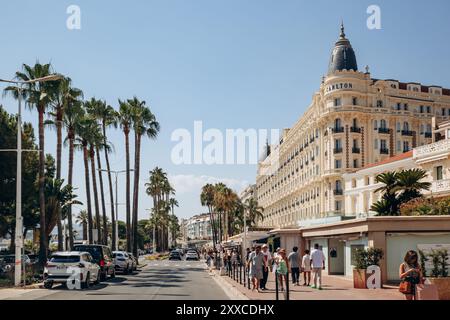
xmin=169 ymin=251 xmax=182 ymax=261
xmin=73 ymin=245 xmax=115 ymax=281
xmin=185 ymin=250 xmax=199 ymax=261
xmin=112 ymin=251 xmax=133 ymax=274
xmin=0 ymin=254 xmax=32 ymax=267
xmin=127 ymin=252 xmax=138 ymax=271
xmin=43 ymin=251 xmax=100 ymax=289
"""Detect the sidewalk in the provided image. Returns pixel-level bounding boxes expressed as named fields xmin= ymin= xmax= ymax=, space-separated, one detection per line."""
xmin=217 ymin=270 xmax=404 ymax=300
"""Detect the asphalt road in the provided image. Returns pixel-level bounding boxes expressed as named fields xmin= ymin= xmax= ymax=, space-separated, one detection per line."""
xmin=5 ymin=259 xmax=230 ymax=300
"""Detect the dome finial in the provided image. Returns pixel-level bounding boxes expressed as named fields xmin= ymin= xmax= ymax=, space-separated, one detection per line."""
xmin=340 ymin=20 xmax=346 ymax=39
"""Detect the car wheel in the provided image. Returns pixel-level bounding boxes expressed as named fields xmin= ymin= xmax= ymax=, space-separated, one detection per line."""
xmin=94 ymin=271 xmax=100 ymax=285
xmin=44 ymin=281 xmax=53 ymax=289
xmin=100 ymin=270 xmax=107 ymax=282
xmin=82 ymin=272 xmax=90 ymax=289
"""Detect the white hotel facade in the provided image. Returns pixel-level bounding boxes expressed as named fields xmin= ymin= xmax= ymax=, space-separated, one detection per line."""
xmin=256 ymin=24 xmax=450 ymax=228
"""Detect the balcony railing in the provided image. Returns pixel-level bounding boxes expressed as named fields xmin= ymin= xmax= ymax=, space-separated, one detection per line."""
xmin=380 ymin=148 xmax=389 ymax=155
xmin=378 ymin=128 xmax=390 ymax=134
xmin=334 ymin=147 xmax=343 ymax=154
xmin=332 ymin=127 xmax=345 ymax=133
xmin=401 ymin=130 xmax=414 ymax=136
xmin=352 ymin=147 xmax=361 ymax=154
xmin=431 ymin=179 xmax=450 ymax=193
xmin=334 ymin=189 xmax=344 ymax=196
xmin=414 ymin=138 xmax=450 ymax=158
xmin=425 ymin=132 xmax=432 ymax=138
xmin=350 ymin=127 xmax=361 ymax=133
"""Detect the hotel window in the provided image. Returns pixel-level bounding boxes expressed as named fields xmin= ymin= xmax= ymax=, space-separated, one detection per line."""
xmin=397 ymin=103 xmax=401 ymax=111
xmin=335 ymin=201 xmax=342 ymax=212
xmin=397 ymin=140 xmax=401 ymax=152
xmin=352 ymin=97 xmax=358 ymax=105
xmin=436 ymin=166 xmax=443 ymax=181
xmin=448 ymin=109 xmax=450 ymax=116
xmin=380 ymin=139 xmax=387 ymax=150
xmin=403 ymin=141 xmax=410 ymax=152
xmin=404 ymin=103 xmax=409 ymax=111
xmin=335 ymin=139 xmax=342 ymax=149
xmin=335 ymin=159 xmax=342 ymax=169
xmin=420 ymin=125 xmax=424 ymax=134
xmin=352 ymin=179 xmax=357 ymax=188
xmin=420 ymin=106 xmax=424 ymax=113
xmin=442 ymin=108 xmax=446 ymax=116
xmin=403 ymin=122 xmax=409 ymax=131
xmin=374 ymin=139 xmax=379 ymax=149
xmin=353 ymin=159 xmax=359 ymax=168
xmin=374 ymin=120 xmax=378 ymax=130
xmin=427 ymin=106 xmax=431 ymax=113
xmin=397 ymin=122 xmax=401 ymax=132
xmin=334 ymin=98 xmax=341 ymax=107
xmin=426 ymin=124 xmax=432 ymax=134
xmin=376 ymin=100 xmax=383 ymax=108
xmin=353 ymin=139 xmax=358 ymax=148
xmin=380 ymin=119 xmax=387 ymax=129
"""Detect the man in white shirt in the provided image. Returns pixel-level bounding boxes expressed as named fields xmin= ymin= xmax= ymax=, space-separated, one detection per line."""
xmin=310 ymin=243 xmax=326 ymax=290
xmin=260 ymin=244 xmax=272 ymax=290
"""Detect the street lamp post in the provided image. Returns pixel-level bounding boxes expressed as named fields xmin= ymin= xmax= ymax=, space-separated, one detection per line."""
xmin=98 ymin=169 xmax=132 ymax=251
xmin=0 ymin=74 xmax=62 ymax=287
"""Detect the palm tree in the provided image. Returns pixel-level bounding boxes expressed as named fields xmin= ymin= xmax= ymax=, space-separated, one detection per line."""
xmin=76 ymin=210 xmax=88 ymax=241
xmin=395 ymin=169 xmax=431 ymax=203
xmin=213 ymin=184 xmax=238 ymax=240
xmin=3 ymin=62 xmax=58 ymax=265
xmin=168 ymin=198 xmax=179 ymax=247
xmin=74 ymin=116 xmax=98 ymax=243
xmin=244 ymin=198 xmax=264 ymax=228
xmin=129 ymin=97 xmax=160 ymax=257
xmin=62 ymin=95 xmax=84 ymax=251
xmin=201 ymin=184 xmax=217 ymax=246
xmin=86 ymin=99 xmax=117 ymax=249
xmin=86 ymin=98 xmax=112 ymax=245
xmin=48 ymin=77 xmax=83 ymax=250
xmin=116 ymin=99 xmax=133 ymax=252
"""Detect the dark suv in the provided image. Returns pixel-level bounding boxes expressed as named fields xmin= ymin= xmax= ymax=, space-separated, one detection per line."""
xmin=73 ymin=245 xmax=115 ymax=281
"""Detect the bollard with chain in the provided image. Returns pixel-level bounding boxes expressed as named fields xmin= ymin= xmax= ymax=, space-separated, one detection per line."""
xmin=275 ymin=270 xmax=279 ymax=300
xmin=286 ymin=271 xmax=290 ymax=301
xmin=239 ymin=263 xmax=242 ymax=284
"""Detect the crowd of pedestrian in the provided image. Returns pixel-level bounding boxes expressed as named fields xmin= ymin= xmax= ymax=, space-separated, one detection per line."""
xmin=245 ymin=243 xmax=326 ymax=292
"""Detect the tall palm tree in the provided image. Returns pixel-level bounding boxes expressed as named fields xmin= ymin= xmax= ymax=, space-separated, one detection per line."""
xmin=200 ymin=184 xmax=217 ymax=246
xmin=129 ymin=97 xmax=160 ymax=257
xmin=168 ymin=198 xmax=179 ymax=247
xmin=48 ymin=77 xmax=83 ymax=250
xmin=86 ymin=98 xmax=112 ymax=245
xmin=3 ymin=62 xmax=58 ymax=265
xmin=244 ymin=198 xmax=264 ymax=227
xmin=74 ymin=116 xmax=98 ymax=243
xmin=76 ymin=210 xmax=88 ymax=241
xmin=86 ymin=100 xmax=117 ymax=249
xmin=116 ymin=99 xmax=134 ymax=251
xmin=62 ymin=101 xmax=84 ymax=249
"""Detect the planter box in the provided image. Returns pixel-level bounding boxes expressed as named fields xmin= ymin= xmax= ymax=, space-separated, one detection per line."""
xmin=427 ymin=278 xmax=450 ymax=300
xmin=353 ymin=269 xmax=368 ymax=289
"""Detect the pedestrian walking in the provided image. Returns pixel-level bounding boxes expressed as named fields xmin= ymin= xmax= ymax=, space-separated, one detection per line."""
xmin=399 ymin=250 xmax=424 ymax=300
xmin=301 ymin=249 xmax=311 ymax=286
xmin=288 ymin=246 xmax=300 ymax=286
xmin=276 ymin=249 xmax=289 ymax=291
xmin=260 ymin=244 xmax=272 ymax=290
xmin=245 ymin=248 xmax=251 ymax=262
xmin=247 ymin=245 xmax=264 ymax=292
xmin=310 ymin=244 xmax=325 ymax=290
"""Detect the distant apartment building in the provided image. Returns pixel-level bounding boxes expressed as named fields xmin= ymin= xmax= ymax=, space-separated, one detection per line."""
xmin=182 ymin=213 xmax=212 ymax=241
xmin=256 ymin=24 xmax=450 ymax=229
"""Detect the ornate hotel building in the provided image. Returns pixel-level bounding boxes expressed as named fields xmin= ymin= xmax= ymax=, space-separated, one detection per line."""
xmin=256 ymin=24 xmax=450 ymax=228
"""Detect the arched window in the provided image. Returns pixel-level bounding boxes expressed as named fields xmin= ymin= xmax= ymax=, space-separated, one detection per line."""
xmin=335 ymin=118 xmax=341 ymax=128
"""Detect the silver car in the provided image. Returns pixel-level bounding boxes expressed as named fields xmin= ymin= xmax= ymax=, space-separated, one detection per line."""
xmin=113 ymin=251 xmax=133 ymax=274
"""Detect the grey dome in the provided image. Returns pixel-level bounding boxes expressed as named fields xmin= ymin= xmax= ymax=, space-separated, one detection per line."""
xmin=328 ymin=23 xmax=358 ymax=75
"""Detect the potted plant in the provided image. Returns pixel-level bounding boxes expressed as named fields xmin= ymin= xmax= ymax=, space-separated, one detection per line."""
xmin=352 ymin=248 xmax=383 ymax=289
xmin=425 ymin=249 xmax=450 ymax=300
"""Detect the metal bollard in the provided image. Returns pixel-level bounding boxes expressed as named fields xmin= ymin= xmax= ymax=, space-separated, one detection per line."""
xmin=286 ymin=272 xmax=290 ymax=301
xmin=247 ymin=267 xmax=250 ymax=289
xmin=239 ymin=264 xmax=242 ymax=284
xmin=275 ymin=271 xmax=279 ymax=301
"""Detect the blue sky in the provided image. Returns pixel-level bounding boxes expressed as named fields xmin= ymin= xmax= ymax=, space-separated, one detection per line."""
xmin=1 ymin=0 xmax=450 ymax=221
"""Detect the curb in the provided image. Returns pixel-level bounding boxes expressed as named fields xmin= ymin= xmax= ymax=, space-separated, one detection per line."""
xmin=209 ymin=271 xmax=250 ymax=300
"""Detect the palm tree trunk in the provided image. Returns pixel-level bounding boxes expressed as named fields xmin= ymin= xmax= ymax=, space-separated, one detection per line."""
xmin=55 ymin=109 xmax=63 ymax=251
xmin=67 ymin=135 xmax=75 ymax=249
xmin=38 ymin=108 xmax=48 ymax=266
xmin=103 ymin=125 xmax=116 ymax=250
xmin=82 ymin=222 xmax=87 ymax=241
xmin=83 ymin=145 xmax=94 ymax=244
xmin=132 ymin=133 xmax=141 ymax=257
xmin=96 ymin=147 xmax=108 ymax=245
xmin=125 ymin=130 xmax=131 ymax=252
xmin=90 ymin=147 xmax=102 ymax=244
